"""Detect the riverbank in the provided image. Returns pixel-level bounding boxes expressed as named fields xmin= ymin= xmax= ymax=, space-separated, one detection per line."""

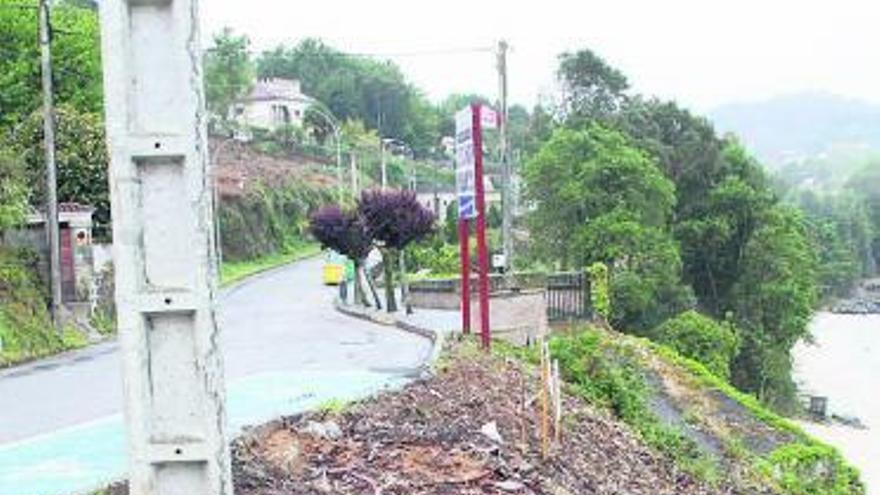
xmin=794 ymin=311 xmax=880 ymax=494
xmin=828 ymin=278 xmax=880 ymax=314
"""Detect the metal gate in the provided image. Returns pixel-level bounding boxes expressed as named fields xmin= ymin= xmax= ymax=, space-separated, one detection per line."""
xmin=545 ymin=271 xmax=591 ymax=322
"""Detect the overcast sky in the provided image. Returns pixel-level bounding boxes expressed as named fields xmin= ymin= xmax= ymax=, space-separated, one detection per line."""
xmin=201 ymin=0 xmax=880 ymax=113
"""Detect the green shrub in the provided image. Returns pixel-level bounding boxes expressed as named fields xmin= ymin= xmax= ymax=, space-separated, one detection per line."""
xmin=219 ymin=179 xmax=332 ymax=261
xmin=549 ymin=329 xmax=715 ymax=479
xmin=408 ymin=237 xmax=459 ymax=276
xmin=652 ymin=310 xmax=740 ymax=380
xmin=546 ymin=327 xmax=864 ymax=494
xmin=0 ymin=248 xmax=83 ymax=365
xmin=761 ymin=443 xmax=864 ymax=495
xmin=651 ymin=339 xmax=865 ymax=495
xmin=587 ymin=262 xmax=610 ymax=320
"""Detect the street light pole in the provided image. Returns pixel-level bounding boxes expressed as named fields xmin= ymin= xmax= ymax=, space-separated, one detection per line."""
xmin=350 ymin=152 xmax=359 ymax=200
xmin=334 ymin=126 xmax=343 ymax=203
xmin=497 ymin=40 xmax=513 ymax=278
xmin=380 ymin=139 xmax=388 ymax=190
xmin=298 ymin=99 xmax=343 ymax=203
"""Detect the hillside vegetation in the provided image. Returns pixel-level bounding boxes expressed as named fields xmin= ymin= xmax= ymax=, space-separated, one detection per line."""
xmin=711 ymin=93 xmax=880 ymax=168
xmin=541 ymin=327 xmax=864 ymax=494
xmin=522 ymin=51 xmax=821 ymax=413
xmin=0 ymin=248 xmax=86 ymax=366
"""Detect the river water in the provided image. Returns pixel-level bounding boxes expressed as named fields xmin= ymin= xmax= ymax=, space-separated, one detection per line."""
xmin=793 ymin=311 xmax=880 ymax=494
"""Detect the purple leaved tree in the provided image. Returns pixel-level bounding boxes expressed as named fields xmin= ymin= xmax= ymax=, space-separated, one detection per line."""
xmin=309 ymin=205 xmax=374 ymax=307
xmin=358 ymin=190 xmax=435 ymax=312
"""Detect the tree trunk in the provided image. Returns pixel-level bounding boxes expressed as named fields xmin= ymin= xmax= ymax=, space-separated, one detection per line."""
xmin=365 ymin=264 xmax=383 ymax=309
xmin=383 ymin=248 xmax=398 ymax=312
xmin=399 ymin=248 xmax=411 ymax=314
xmin=353 ymin=260 xmax=370 ymax=307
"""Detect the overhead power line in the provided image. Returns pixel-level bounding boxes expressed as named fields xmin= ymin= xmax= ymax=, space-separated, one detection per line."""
xmin=206 ymin=45 xmax=494 ymax=60
xmin=345 ymin=46 xmax=494 ymax=58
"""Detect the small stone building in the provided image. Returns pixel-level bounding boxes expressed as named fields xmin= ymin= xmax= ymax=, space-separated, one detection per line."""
xmin=3 ymin=203 xmax=96 ymax=305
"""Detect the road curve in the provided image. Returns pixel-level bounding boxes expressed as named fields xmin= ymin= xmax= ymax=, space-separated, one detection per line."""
xmin=0 ymin=255 xmax=431 ymax=444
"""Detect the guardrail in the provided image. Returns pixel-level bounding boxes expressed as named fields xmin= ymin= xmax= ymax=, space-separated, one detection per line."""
xmin=410 ymin=271 xmax=592 ymax=322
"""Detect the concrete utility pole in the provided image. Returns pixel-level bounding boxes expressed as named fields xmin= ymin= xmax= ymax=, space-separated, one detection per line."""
xmin=99 ymin=1 xmax=232 ymax=494
xmin=39 ymin=0 xmax=62 ymax=330
xmin=497 ymin=40 xmax=513 ymax=277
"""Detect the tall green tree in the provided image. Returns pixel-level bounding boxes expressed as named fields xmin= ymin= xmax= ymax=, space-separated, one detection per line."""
xmin=257 ymin=39 xmax=439 ymax=156
xmin=204 ymin=27 xmax=254 ymax=134
xmin=524 ymin=125 xmax=675 ymax=266
xmin=9 ymin=105 xmax=109 ymax=230
xmin=846 ymin=161 xmax=880 ymax=264
xmin=577 ymin=208 xmax=693 ymax=330
xmin=729 ymin=207 xmax=818 ymax=410
xmin=0 ymin=147 xmax=28 ymax=230
xmin=524 ymin=125 xmax=690 ymax=330
xmin=0 ymin=0 xmax=102 ymax=131
xmin=557 ymin=49 xmax=630 ymax=125
xmin=791 ymin=189 xmax=874 ymax=296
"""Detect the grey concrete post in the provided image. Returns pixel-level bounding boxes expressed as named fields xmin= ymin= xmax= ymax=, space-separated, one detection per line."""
xmin=39 ymin=0 xmax=63 ymax=330
xmin=99 ymin=1 xmax=232 ymax=494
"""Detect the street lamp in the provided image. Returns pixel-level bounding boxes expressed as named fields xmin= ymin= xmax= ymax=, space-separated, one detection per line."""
xmin=296 ymin=97 xmax=344 ymax=204
xmin=380 ymin=138 xmax=416 ymax=190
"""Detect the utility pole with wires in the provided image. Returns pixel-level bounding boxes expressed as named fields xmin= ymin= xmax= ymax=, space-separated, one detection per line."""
xmin=100 ymin=0 xmax=232 ymax=492
xmin=39 ymin=0 xmax=63 ymax=331
xmin=497 ymin=39 xmax=513 ymax=279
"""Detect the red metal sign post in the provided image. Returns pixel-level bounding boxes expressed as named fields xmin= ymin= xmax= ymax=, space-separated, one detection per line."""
xmin=459 ymin=218 xmax=471 ymax=334
xmin=471 ymin=103 xmax=491 ymax=350
xmin=455 ymin=102 xmax=492 ymax=348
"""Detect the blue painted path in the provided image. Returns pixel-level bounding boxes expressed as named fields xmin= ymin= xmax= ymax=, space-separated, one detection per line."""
xmin=0 ymin=257 xmax=435 ymax=495
xmin=0 ymin=370 xmax=407 ymax=495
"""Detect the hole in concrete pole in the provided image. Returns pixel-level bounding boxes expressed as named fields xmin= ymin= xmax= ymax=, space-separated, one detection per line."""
xmin=164 ymin=297 xmax=172 ymax=305
xmin=154 ymin=142 xmax=161 ymax=149
xmin=175 ymin=448 xmax=182 ymax=455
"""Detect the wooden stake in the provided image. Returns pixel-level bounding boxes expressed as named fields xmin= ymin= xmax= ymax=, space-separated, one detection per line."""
xmin=539 ymin=341 xmax=550 ymax=459
xmin=519 ymin=362 xmax=528 ymax=452
xmin=552 ymin=359 xmax=562 ymax=443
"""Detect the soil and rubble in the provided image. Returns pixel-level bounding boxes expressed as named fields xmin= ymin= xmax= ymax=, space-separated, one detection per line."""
xmin=226 ymin=342 xmax=748 ymax=495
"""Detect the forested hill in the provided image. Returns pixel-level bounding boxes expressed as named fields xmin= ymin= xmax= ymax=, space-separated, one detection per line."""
xmin=710 ymin=92 xmax=880 ymax=168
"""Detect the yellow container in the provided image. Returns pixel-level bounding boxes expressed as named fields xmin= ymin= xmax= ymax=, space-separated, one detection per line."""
xmin=323 ymin=262 xmax=344 ymax=285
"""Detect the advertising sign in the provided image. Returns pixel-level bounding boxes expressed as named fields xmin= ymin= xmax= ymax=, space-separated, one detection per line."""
xmin=455 ymin=106 xmax=476 ymax=219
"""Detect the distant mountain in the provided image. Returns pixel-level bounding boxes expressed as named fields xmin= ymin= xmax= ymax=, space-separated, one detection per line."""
xmin=710 ymin=92 xmax=880 ymax=169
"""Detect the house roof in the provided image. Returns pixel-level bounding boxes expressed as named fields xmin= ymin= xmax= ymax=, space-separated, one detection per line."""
xmin=243 ymin=78 xmax=305 ymax=103
xmin=58 ymin=202 xmax=95 ymax=213
xmin=26 ymin=203 xmax=95 ymax=226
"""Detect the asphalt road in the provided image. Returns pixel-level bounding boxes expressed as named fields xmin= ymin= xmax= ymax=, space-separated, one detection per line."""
xmin=0 ymin=256 xmax=432 ymax=445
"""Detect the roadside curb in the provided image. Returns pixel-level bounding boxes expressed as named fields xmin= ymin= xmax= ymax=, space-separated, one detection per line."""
xmin=333 ymin=299 xmax=447 ymax=370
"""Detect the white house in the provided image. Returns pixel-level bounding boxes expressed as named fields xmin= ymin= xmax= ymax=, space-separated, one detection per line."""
xmin=417 ymin=180 xmax=502 ymax=219
xmin=232 ymin=77 xmax=310 ymax=134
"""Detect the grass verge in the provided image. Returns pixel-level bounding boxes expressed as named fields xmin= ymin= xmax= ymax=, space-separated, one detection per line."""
xmin=220 ymin=242 xmax=321 ymax=288
xmin=0 ymin=248 xmax=90 ymax=367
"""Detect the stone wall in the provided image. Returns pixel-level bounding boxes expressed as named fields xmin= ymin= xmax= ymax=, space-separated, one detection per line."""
xmin=469 ymin=289 xmax=548 ymax=346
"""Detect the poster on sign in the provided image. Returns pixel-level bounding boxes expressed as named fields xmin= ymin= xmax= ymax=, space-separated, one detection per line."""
xmin=481 ymin=106 xmax=498 ymax=130
xmin=455 ymin=106 xmax=476 ymax=219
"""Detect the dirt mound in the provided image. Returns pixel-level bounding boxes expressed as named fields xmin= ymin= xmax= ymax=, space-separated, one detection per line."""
xmin=211 ymin=139 xmax=339 ymax=198
xmin=230 ymin=342 xmax=741 ymax=495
